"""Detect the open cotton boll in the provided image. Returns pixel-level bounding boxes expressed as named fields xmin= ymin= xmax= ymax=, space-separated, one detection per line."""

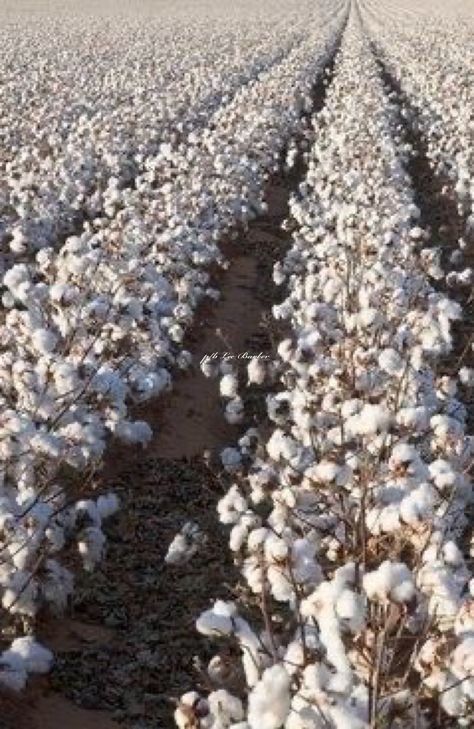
xmin=74 ymin=499 xmax=101 ymax=527
xmin=378 ymin=347 xmax=404 ymax=376
xmin=175 ymin=691 xmax=209 ymax=729
xmin=31 ymin=328 xmax=58 ymax=355
xmin=78 ymin=526 xmax=106 ymax=571
xmin=459 ymin=367 xmax=474 ymax=387
xmin=225 ymin=397 xmax=245 ymax=425
xmin=345 ymin=403 xmax=392 ymax=437
xmin=220 ymin=447 xmax=242 ymax=472
xmin=208 ymin=690 xmax=244 ymax=726
xmin=218 ymin=484 xmax=248 ymax=525
xmin=266 ymin=429 xmax=299 ymax=463
xmin=96 ymin=493 xmax=120 ymax=520
xmin=200 ymin=359 xmax=219 ymax=378
xmin=363 ymin=561 xmax=415 ymax=605
xmin=400 ymin=483 xmax=434 ymax=525
xmin=335 ymin=589 xmax=366 ymax=632
xmin=396 ymin=406 xmax=430 ymax=431
xmin=114 ymin=420 xmax=152 ymax=445
xmin=248 ymin=664 xmax=291 ymax=729
xmin=2 ymin=571 xmax=38 ymax=617
xmin=247 ymin=357 xmax=266 ymax=385
xmin=6 ymin=637 xmax=53 ymax=674
xmin=440 ymin=677 xmax=465 ymax=718
xmin=3 ymin=263 xmax=30 ymax=292
xmin=220 ymin=373 xmax=239 ymax=399
xmin=165 ymin=521 xmax=205 ymax=565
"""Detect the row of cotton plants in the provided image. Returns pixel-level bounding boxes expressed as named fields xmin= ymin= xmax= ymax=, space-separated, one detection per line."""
xmin=362 ymin=0 xmax=473 ymax=244
xmin=0 ymin=9 xmax=304 ymax=271
xmin=0 ymin=0 xmax=348 ymax=690
xmin=176 ymin=12 xmax=474 ymax=729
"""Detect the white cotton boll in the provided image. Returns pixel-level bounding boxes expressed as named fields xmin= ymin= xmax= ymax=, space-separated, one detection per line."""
xmin=208 ymin=690 xmax=244 ymax=725
xmin=266 ymin=429 xmax=298 ymax=463
xmin=459 ymin=368 xmax=474 ymax=387
xmin=96 ymin=493 xmax=119 ymax=520
xmin=291 ymin=539 xmax=322 ymax=587
xmin=230 ymin=522 xmax=249 ymax=552
xmin=220 ymin=447 xmax=242 ymax=472
xmin=248 ymin=664 xmax=291 ymax=729
xmin=168 ymin=323 xmax=184 ymax=343
xmin=346 ymin=403 xmax=392 ymax=437
xmin=378 ymin=348 xmax=404 ymax=376
xmin=30 ymin=432 xmax=62 ymax=458
xmin=440 ymin=678 xmax=464 ymax=717
xmin=78 ymin=527 xmax=106 ymax=571
xmin=74 ymin=499 xmax=101 ymax=527
xmin=358 ymin=307 xmax=383 ymax=329
xmin=200 ymin=359 xmax=219 ymax=378
xmin=397 ymin=406 xmax=430 ymax=431
xmin=217 ymin=485 xmax=247 ymax=525
xmin=265 ymin=534 xmax=289 ymax=561
xmin=114 ymin=420 xmax=152 ymax=445
xmin=429 ymin=459 xmax=458 ymax=489
xmin=2 ymin=571 xmax=38 ymax=617
xmin=165 ymin=522 xmax=204 ymax=565
xmin=9 ymin=229 xmax=28 ymax=254
xmin=442 ymin=541 xmax=463 ymax=567
xmin=400 ymin=483 xmax=434 ymax=525
xmin=247 ymin=527 xmax=270 ymax=552
xmin=248 ymin=357 xmax=266 ymax=385
xmin=268 ymin=565 xmax=292 ymax=602
xmin=283 ymin=642 xmax=306 ymax=675
xmin=220 ymin=373 xmax=239 ymax=399
xmin=40 ymin=559 xmax=73 ymax=612
xmin=175 ymin=692 xmax=208 ymax=729
xmin=391 ymin=579 xmax=416 ymax=604
xmin=380 ymin=504 xmax=400 ymax=534
xmin=363 ymin=561 xmax=415 ymax=605
xmin=196 ymin=601 xmax=237 ymax=637
xmin=6 ymin=637 xmax=53 ymax=674
xmin=273 ymin=262 xmax=286 ymax=286
xmin=277 ymin=339 xmax=294 ymax=363
xmin=388 ymin=443 xmax=420 ymax=472
xmin=225 ymin=397 xmax=244 ymax=425
xmin=32 ymin=328 xmax=58 ymax=355
xmin=3 ymin=264 xmax=30 ymax=291
xmin=335 ymin=589 xmax=366 ymax=632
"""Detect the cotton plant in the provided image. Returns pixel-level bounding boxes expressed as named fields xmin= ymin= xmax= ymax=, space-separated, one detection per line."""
xmin=179 ymin=13 xmax=473 ymax=728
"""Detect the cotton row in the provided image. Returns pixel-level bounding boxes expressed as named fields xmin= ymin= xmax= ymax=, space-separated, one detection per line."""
xmin=177 ymin=11 xmax=473 ymax=729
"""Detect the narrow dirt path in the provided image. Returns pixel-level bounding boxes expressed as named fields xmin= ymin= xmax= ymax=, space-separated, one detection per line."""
xmin=12 ymin=57 xmax=338 ymax=729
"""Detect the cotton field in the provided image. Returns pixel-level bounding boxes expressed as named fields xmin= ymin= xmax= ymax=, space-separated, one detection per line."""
xmin=0 ymin=0 xmax=473 ymax=727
